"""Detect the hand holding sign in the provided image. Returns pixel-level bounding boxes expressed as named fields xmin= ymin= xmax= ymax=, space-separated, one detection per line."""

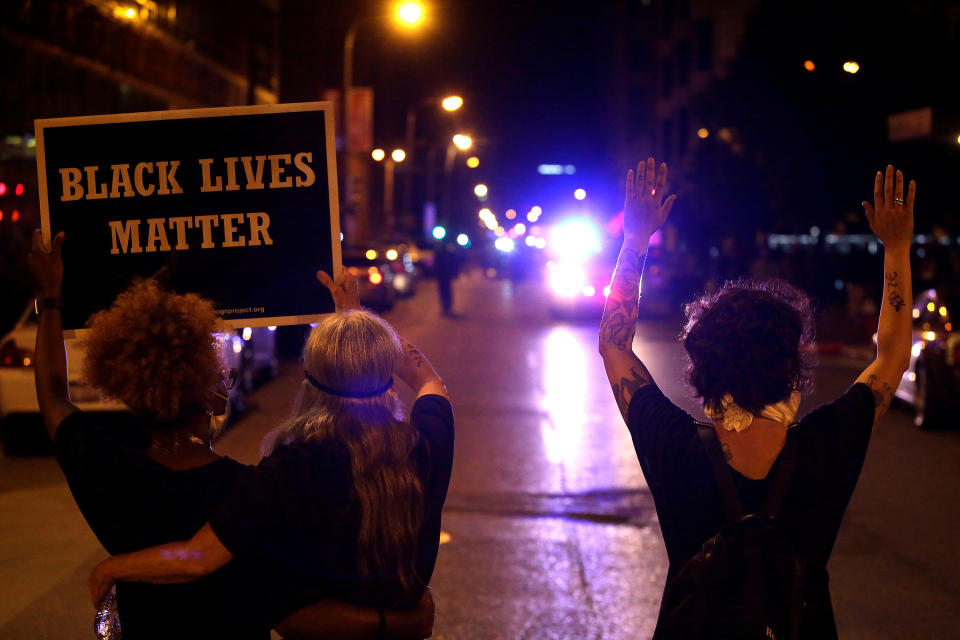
xmin=28 ymin=229 xmax=65 ymax=298
xmin=317 ymin=269 xmax=361 ymax=312
xmin=35 ymin=102 xmax=341 ymax=332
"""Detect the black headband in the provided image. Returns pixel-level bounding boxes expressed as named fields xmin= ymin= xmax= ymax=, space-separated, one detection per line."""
xmin=304 ymin=371 xmax=393 ymax=398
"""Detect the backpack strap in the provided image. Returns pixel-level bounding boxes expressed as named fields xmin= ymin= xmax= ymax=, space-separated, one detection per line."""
xmin=696 ymin=423 xmax=744 ymax=522
xmin=763 ymin=430 xmax=799 ymax=516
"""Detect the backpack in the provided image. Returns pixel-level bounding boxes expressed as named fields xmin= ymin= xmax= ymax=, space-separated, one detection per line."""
xmin=656 ymin=423 xmax=807 ymax=640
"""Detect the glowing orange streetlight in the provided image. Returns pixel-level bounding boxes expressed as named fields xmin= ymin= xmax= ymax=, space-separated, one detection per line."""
xmin=371 ymin=148 xmax=386 ymax=161
xmin=395 ymin=2 xmax=425 ymax=28
xmin=442 ymin=95 xmax=464 ymax=111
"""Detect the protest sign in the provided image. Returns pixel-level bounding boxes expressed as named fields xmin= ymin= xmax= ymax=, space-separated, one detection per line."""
xmin=35 ymin=102 xmax=341 ymax=335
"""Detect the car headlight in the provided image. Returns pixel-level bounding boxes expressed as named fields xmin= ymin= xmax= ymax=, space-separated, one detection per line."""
xmin=549 ymin=262 xmax=586 ymax=297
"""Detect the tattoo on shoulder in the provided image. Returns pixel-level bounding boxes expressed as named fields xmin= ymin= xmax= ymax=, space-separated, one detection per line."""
xmin=721 ymin=441 xmax=733 ymax=462
xmin=611 ymin=364 xmax=653 ymax=417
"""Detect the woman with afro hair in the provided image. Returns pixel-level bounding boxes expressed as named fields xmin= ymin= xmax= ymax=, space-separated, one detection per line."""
xmin=29 ymin=230 xmax=434 ymax=639
xmin=598 ymin=159 xmax=915 ymax=639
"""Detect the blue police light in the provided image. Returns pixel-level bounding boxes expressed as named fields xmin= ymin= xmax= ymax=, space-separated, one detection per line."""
xmin=432 ymin=225 xmax=447 ymax=240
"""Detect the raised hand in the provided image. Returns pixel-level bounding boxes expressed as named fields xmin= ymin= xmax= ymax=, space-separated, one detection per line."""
xmin=862 ymin=165 xmax=915 ymax=250
xmin=28 ymin=229 xmax=65 ymax=297
xmin=623 ymin=157 xmax=677 ymax=243
xmin=316 ymin=268 xmax=362 ymax=311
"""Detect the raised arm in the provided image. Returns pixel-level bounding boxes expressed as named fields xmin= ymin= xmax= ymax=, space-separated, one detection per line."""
xmin=599 ymin=158 xmax=677 ymax=421
xmin=394 ymin=335 xmax=448 ymax=400
xmin=317 ymin=268 xmax=448 ymax=400
xmin=855 ymin=165 xmax=915 ymax=426
xmin=28 ymin=230 xmax=78 ymax=438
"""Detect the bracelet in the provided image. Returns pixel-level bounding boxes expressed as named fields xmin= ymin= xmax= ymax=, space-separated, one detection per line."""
xmin=376 ymin=607 xmax=386 ymax=640
xmin=34 ymin=297 xmax=62 ymax=315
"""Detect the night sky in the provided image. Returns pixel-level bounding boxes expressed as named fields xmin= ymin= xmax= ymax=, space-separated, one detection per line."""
xmin=280 ymin=0 xmax=960 ymax=234
xmin=282 ymin=0 xmax=615 ymax=217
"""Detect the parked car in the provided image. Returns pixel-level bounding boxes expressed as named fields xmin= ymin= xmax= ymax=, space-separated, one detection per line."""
xmin=342 ymin=247 xmax=396 ymax=312
xmin=0 ymin=304 xmax=277 ymax=452
xmin=381 ymin=244 xmax=419 ymax=298
xmin=234 ymin=325 xmax=280 ymax=393
xmin=894 ymin=287 xmax=960 ymax=429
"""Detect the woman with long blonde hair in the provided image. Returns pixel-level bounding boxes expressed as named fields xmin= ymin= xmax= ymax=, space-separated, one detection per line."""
xmin=88 ymin=269 xmax=454 ymax=635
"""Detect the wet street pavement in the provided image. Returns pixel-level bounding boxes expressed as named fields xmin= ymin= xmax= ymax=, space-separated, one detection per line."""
xmin=2 ymin=271 xmax=960 ymax=639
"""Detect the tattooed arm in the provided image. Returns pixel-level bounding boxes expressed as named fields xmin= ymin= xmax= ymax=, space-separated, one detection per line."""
xmin=855 ymin=165 xmax=915 ymax=426
xmin=599 ymin=158 xmax=676 ymax=422
xmin=396 ymin=335 xmax=449 ymax=400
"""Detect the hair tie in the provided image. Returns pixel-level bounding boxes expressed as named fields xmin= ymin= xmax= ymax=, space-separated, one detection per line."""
xmin=304 ymin=370 xmax=393 ymax=398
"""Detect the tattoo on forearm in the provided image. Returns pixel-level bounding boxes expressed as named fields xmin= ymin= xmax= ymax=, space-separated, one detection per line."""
xmin=600 ymin=299 xmax=637 ymax=350
xmin=866 ymin=373 xmax=894 ymax=417
xmin=600 ymin=249 xmax=646 ymax=352
xmin=402 ymin=340 xmax=425 ymax=368
xmin=609 ymin=248 xmax=645 ymax=298
xmin=885 ymin=271 xmax=905 ymax=312
xmin=610 ymin=364 xmax=653 ymax=416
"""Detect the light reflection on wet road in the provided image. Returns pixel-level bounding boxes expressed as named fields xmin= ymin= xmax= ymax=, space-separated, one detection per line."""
xmin=379 ymin=274 xmax=667 ymax=639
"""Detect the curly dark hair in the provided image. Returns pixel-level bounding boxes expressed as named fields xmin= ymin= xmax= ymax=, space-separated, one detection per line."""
xmin=82 ymin=279 xmax=224 ymax=424
xmin=680 ymin=279 xmax=817 ymax=415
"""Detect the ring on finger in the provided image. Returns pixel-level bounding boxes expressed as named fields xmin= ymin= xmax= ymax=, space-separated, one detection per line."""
xmin=894 ymin=198 xmax=904 ymax=206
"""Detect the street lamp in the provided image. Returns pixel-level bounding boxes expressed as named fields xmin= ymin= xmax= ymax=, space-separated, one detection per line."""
xmin=453 ymin=134 xmax=472 ymax=151
xmin=843 ymin=60 xmax=860 ymax=74
xmin=394 ymin=1 xmax=425 ymax=27
xmin=402 ymin=93 xmax=463 ymax=233
xmin=374 ymin=146 xmax=406 ymax=231
xmin=442 ymin=95 xmax=464 ymax=111
xmin=466 ymin=156 xmax=479 ymax=168
xmin=343 ymin=6 xmax=425 ymax=242
xmin=474 ymin=183 xmax=488 ymax=198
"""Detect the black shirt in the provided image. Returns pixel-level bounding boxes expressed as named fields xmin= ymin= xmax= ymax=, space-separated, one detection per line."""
xmin=626 ymin=383 xmax=875 ymax=638
xmin=209 ymin=394 xmax=455 ymax=624
xmin=54 ymin=411 xmax=269 ymax=640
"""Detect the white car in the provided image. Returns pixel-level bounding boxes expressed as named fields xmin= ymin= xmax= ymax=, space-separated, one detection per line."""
xmin=1 ymin=304 xmax=278 ymax=451
xmin=0 ymin=305 xmax=126 ymax=422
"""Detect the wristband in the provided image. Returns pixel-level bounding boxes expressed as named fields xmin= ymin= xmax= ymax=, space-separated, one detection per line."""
xmin=34 ymin=297 xmax=62 ymax=315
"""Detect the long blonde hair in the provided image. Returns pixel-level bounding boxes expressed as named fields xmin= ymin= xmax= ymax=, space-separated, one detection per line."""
xmin=266 ymin=310 xmax=424 ymax=604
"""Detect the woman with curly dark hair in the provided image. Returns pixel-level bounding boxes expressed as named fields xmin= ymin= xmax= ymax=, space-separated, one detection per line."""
xmin=598 ymin=159 xmax=914 ymax=639
xmin=29 ymin=230 xmax=435 ymax=639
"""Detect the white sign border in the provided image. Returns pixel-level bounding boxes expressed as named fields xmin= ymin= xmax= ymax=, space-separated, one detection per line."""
xmin=34 ymin=102 xmax=342 ymax=338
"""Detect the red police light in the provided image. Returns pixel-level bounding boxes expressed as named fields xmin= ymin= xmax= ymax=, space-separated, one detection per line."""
xmin=0 ymin=210 xmax=4 ymax=221
xmin=15 ymin=183 xmax=23 ymax=196
xmin=0 ymin=183 xmax=6 ymax=196
xmin=11 ymin=210 xmax=19 ymax=222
